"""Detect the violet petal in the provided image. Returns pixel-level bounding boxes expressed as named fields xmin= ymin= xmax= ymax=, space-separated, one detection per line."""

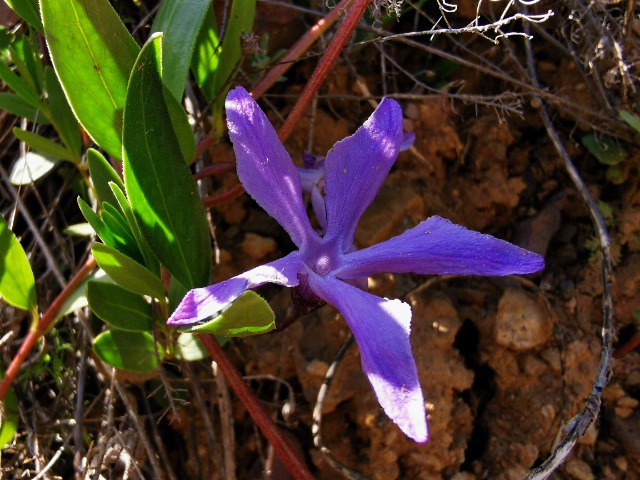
xmin=309 ymin=273 xmax=428 ymax=443
xmin=225 ymin=87 xmax=317 ymax=248
xmin=168 ymin=252 xmax=302 ymax=326
xmin=337 ymin=216 xmax=545 ymax=279
xmin=323 ymin=98 xmax=405 ymax=251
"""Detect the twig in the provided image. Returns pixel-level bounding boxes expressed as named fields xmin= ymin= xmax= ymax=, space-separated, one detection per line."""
xmin=311 ymin=335 xmax=366 ymax=480
xmin=198 ymin=334 xmax=314 ymax=480
xmin=0 ymin=256 xmax=97 ymax=402
xmin=73 ymin=325 xmax=88 ymax=479
xmin=522 ymin=33 xmax=614 ymax=480
xmin=213 ymin=361 xmax=237 ymax=480
xmin=278 ymin=0 xmax=372 ymax=142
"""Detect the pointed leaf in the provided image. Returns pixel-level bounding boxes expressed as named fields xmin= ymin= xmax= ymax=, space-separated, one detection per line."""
xmin=13 ymin=127 xmax=78 ymax=163
xmin=0 ymin=214 xmax=37 ymax=313
xmin=174 ymin=333 xmax=208 ymax=361
xmin=178 ymin=290 xmax=275 ymax=337
xmin=92 ymin=242 xmax=165 ymax=300
xmin=620 ymin=109 xmax=640 ymax=134
xmin=0 ymin=57 xmax=40 ymax=107
xmin=41 ymin=0 xmax=140 ymax=159
xmin=88 ymin=281 xmax=153 ymax=332
xmin=9 ymin=151 xmax=57 ymax=185
xmin=5 ymin=0 xmax=43 ymax=32
xmin=44 ymin=67 xmax=81 ymax=155
xmin=581 ymin=133 xmax=628 ymax=166
xmin=123 ymin=34 xmax=210 ymax=289
xmin=93 ymin=330 xmax=158 ymax=373
xmin=87 ymin=149 xmax=125 ymax=208
xmin=151 ymin=0 xmax=213 ymax=101
xmin=101 ymin=202 xmax=144 ymax=263
xmin=0 ymin=93 xmax=48 ymax=123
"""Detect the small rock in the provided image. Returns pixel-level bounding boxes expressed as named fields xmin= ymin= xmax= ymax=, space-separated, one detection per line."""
xmin=449 ymin=473 xmax=476 ymax=480
xmin=615 ymin=406 xmax=634 ymax=418
xmin=306 ymin=359 xmax=329 ymax=377
xmin=494 ymin=289 xmax=553 ymax=350
xmin=625 ymin=370 xmax=640 ymax=387
xmin=240 ymin=232 xmax=277 ymax=259
xmin=617 ymin=396 xmax=639 ymax=409
xmin=564 ymin=458 xmax=595 ymax=480
xmin=614 ymin=456 xmax=628 ymax=471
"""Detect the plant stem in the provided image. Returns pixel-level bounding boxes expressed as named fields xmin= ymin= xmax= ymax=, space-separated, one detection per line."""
xmin=198 ymin=334 xmax=314 ymax=480
xmin=0 ymin=256 xmax=97 ymax=401
xmin=278 ymin=0 xmax=371 ymax=143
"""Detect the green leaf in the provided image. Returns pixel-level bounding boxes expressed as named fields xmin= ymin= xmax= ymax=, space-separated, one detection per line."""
xmin=0 ymin=369 xmax=19 ymax=449
xmin=178 ymin=290 xmax=275 ymax=337
xmin=93 ymin=330 xmax=159 ymax=373
xmin=0 ymin=92 xmax=49 ymax=123
xmin=101 ymin=202 xmax=144 ymax=263
xmin=63 ymin=223 xmax=94 ymax=237
xmin=0 ymin=57 xmax=41 ymax=107
xmin=0 ymin=214 xmax=37 ymax=313
xmin=44 ymin=67 xmax=81 ymax=155
xmin=41 ymin=0 xmax=140 ymax=159
xmin=5 ymin=0 xmax=43 ymax=33
xmin=88 ymin=281 xmax=153 ymax=332
xmin=191 ymin=0 xmax=256 ymax=101
xmin=174 ymin=332 xmax=208 ymax=361
xmin=13 ymin=127 xmax=78 ymax=163
xmin=9 ymin=151 xmax=57 ymax=185
xmin=620 ymin=110 xmax=640 ymax=134
xmin=151 ymin=0 xmax=213 ymax=101
xmin=581 ymin=133 xmax=628 ymax=166
xmin=78 ymin=198 xmax=121 ymax=251
xmin=87 ymin=149 xmax=125 ymax=208
xmin=123 ymin=34 xmax=210 ymax=289
xmin=109 ymin=183 xmax=160 ymax=275
xmin=91 ymin=242 xmax=165 ymax=300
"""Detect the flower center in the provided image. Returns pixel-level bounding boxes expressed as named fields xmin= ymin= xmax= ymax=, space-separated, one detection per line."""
xmin=313 ymin=255 xmax=332 ymax=276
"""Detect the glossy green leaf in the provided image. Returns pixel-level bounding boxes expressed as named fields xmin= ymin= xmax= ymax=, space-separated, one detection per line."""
xmin=41 ymin=0 xmax=140 ymax=159
xmin=93 ymin=330 xmax=158 ymax=373
xmin=13 ymin=128 xmax=78 ymax=163
xmin=44 ymin=68 xmax=81 ymax=155
xmin=0 ymin=57 xmax=40 ymax=107
xmin=109 ymin=183 xmax=160 ymax=275
xmin=0 ymin=369 xmax=19 ymax=449
xmin=178 ymin=290 xmax=275 ymax=337
xmin=582 ymin=133 xmax=628 ymax=166
xmin=101 ymin=202 xmax=144 ymax=263
xmin=151 ymin=0 xmax=213 ymax=101
xmin=92 ymin=242 xmax=165 ymax=300
xmin=174 ymin=332 xmax=208 ymax=361
xmin=11 ymin=33 xmax=42 ymax=95
xmin=123 ymin=34 xmax=210 ymax=289
xmin=5 ymin=0 xmax=43 ymax=33
xmin=88 ymin=281 xmax=152 ymax=332
xmin=63 ymin=223 xmax=94 ymax=237
xmin=0 ymin=92 xmax=48 ymax=123
xmin=0 ymin=214 xmax=37 ymax=313
xmin=192 ymin=0 xmax=256 ymax=101
xmin=9 ymin=151 xmax=57 ymax=185
xmin=620 ymin=109 xmax=640 ymax=134
xmin=87 ymin=149 xmax=125 ymax=208
xmin=78 ymin=198 xmax=121 ymax=250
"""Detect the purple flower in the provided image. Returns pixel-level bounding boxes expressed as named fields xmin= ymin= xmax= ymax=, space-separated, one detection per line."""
xmin=168 ymin=86 xmax=544 ymax=443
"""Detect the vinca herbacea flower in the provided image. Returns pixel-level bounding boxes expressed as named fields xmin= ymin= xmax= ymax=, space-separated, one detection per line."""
xmin=168 ymin=86 xmax=544 ymax=442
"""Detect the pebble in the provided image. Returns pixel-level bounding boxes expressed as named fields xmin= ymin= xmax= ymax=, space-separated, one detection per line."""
xmin=494 ymin=289 xmax=552 ymax=350
xmin=564 ymin=458 xmax=595 ymax=480
xmin=240 ymin=232 xmax=277 ymax=259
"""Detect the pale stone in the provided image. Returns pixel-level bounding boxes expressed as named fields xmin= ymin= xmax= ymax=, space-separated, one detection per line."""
xmin=494 ymin=289 xmax=553 ymax=350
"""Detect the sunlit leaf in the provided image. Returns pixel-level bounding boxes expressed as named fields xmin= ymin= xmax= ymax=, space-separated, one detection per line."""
xmin=151 ymin=0 xmax=213 ymax=101
xmin=178 ymin=290 xmax=275 ymax=337
xmin=93 ymin=330 xmax=159 ymax=373
xmin=9 ymin=151 xmax=57 ymax=185
xmin=92 ymin=242 xmax=165 ymax=300
xmin=123 ymin=34 xmax=210 ymax=289
xmin=88 ymin=281 xmax=153 ymax=332
xmin=41 ymin=0 xmax=139 ymax=159
xmin=87 ymin=149 xmax=125 ymax=209
xmin=174 ymin=332 xmax=208 ymax=361
xmin=63 ymin=223 xmax=94 ymax=237
xmin=44 ymin=67 xmax=81 ymax=156
xmin=0 ymin=214 xmax=37 ymax=313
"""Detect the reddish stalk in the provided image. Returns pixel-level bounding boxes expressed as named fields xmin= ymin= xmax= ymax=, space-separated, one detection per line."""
xmin=193 ymin=162 xmax=235 ymax=181
xmin=251 ymin=0 xmax=353 ymax=100
xmin=278 ymin=0 xmax=372 ymax=143
xmin=614 ymin=332 xmax=640 ymax=359
xmin=202 ymin=183 xmax=246 ymax=208
xmin=0 ymin=256 xmax=97 ymax=401
xmin=198 ymin=334 xmax=314 ymax=480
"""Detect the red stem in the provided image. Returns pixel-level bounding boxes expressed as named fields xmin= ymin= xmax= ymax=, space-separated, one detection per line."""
xmin=278 ymin=0 xmax=371 ymax=143
xmin=613 ymin=331 xmax=640 ymax=359
xmin=202 ymin=183 xmax=246 ymax=208
xmin=251 ymin=0 xmax=353 ymax=100
xmin=198 ymin=334 xmax=314 ymax=480
xmin=0 ymin=256 xmax=97 ymax=401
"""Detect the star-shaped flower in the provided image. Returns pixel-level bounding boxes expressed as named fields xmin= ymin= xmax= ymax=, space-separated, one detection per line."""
xmin=168 ymin=86 xmax=544 ymax=443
